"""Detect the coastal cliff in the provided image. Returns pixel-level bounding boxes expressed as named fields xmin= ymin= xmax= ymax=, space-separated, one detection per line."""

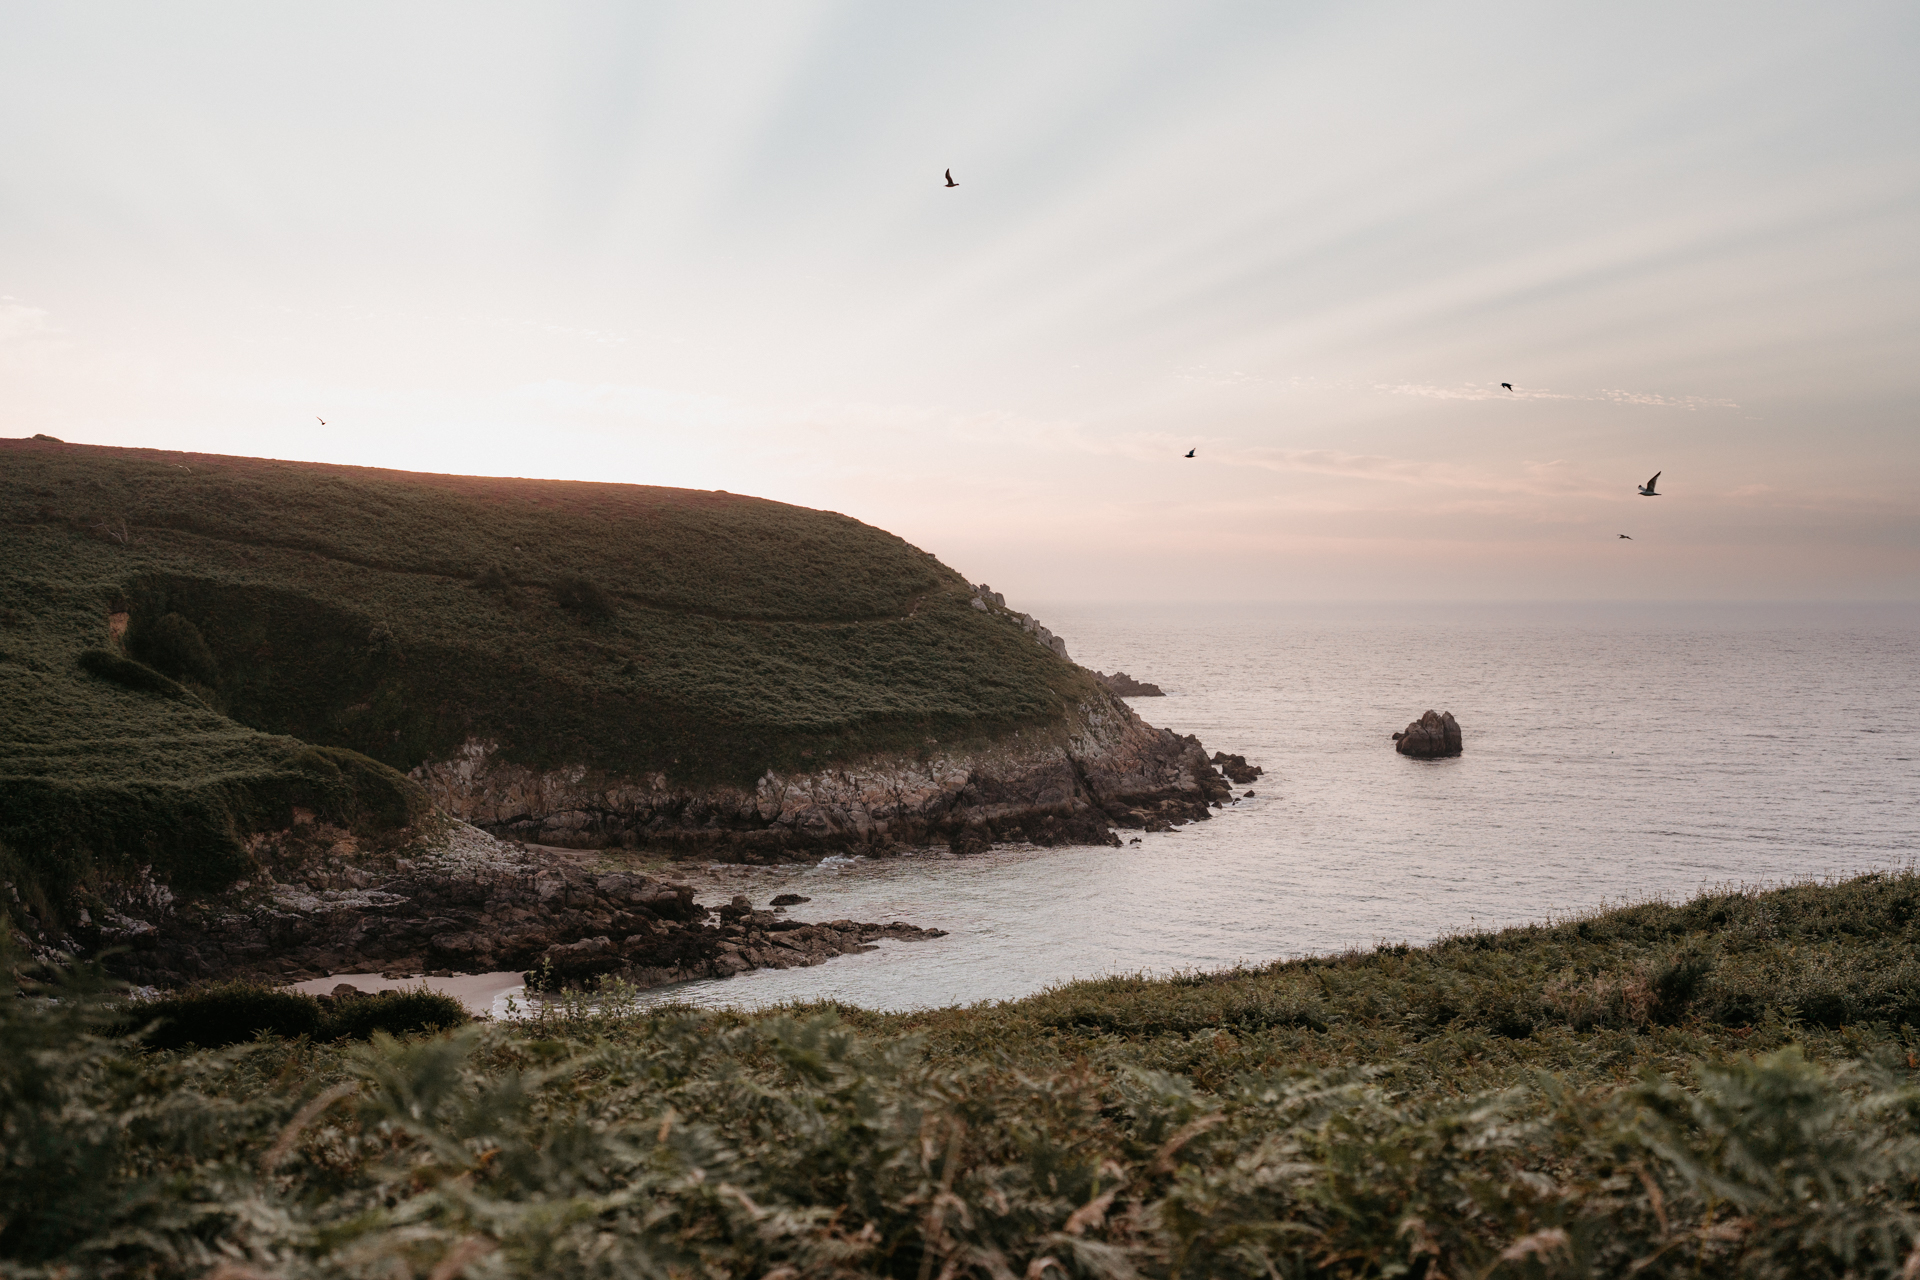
xmin=2 ymin=439 xmax=1243 ymax=987
xmin=409 ymin=685 xmax=1229 ymax=858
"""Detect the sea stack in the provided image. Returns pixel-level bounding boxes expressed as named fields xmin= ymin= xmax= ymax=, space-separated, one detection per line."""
xmin=1393 ymin=710 xmax=1462 ymax=758
xmin=1095 ymin=670 xmax=1165 ymax=697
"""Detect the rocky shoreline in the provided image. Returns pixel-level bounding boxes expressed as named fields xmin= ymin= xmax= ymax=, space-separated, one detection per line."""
xmin=410 ymin=686 xmax=1238 ymax=858
xmin=71 ymin=822 xmax=944 ymax=994
xmin=532 ymin=892 xmax=946 ymax=991
xmin=12 ymin=689 xmax=1260 ymax=994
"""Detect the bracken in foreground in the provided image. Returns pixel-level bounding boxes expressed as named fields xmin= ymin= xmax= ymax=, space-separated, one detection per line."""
xmin=5 ymin=870 xmax=1920 ymax=1278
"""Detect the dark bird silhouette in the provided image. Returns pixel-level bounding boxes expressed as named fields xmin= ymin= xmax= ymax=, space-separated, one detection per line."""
xmin=316 ymin=417 xmax=326 ymax=425
xmin=1619 ymin=534 xmax=1632 ymax=539
xmin=944 ymin=169 xmax=957 ymax=188
xmin=1638 ymin=471 xmax=1662 ymax=496
xmin=1184 ymin=449 xmax=1196 ymax=458
xmin=1501 ymin=382 xmax=1513 ymax=391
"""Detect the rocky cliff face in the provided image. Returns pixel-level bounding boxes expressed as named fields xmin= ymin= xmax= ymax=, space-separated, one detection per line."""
xmin=409 ymin=686 xmax=1237 ymax=858
xmin=9 ymin=681 xmax=1252 ymax=992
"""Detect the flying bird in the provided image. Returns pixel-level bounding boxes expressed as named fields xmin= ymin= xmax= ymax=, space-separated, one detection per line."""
xmin=1501 ymin=382 xmax=1513 ymax=391
xmin=1184 ymin=449 xmax=1196 ymax=458
xmin=1618 ymin=534 xmax=1632 ymax=539
xmin=944 ymin=169 xmax=957 ymax=187
xmin=316 ymin=417 xmax=326 ymax=425
xmin=1638 ymin=471 xmax=1662 ymax=496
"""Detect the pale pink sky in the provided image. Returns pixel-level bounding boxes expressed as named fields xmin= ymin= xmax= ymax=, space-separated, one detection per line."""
xmin=3 ymin=2 xmax=1916 ymax=601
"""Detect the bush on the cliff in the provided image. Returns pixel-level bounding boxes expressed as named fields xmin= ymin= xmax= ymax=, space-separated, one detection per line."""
xmin=286 ymin=744 xmax=432 ymax=833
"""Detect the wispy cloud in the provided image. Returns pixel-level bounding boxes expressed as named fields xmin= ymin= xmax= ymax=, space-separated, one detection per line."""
xmin=0 ymin=298 xmax=54 ymax=342
xmin=1231 ymin=447 xmax=1606 ymax=497
xmin=1376 ymin=382 xmax=1738 ymax=410
xmin=1593 ymin=389 xmax=1740 ymax=409
xmin=1171 ymin=364 xmax=1268 ymax=387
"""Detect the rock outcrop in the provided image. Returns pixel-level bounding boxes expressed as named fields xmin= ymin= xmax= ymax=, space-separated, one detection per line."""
xmin=17 ymin=691 xmax=1253 ymax=989
xmin=409 ymin=685 xmax=1238 ymax=860
xmin=528 ymin=906 xmax=946 ymax=991
xmin=71 ymin=821 xmax=942 ymax=992
xmin=1393 ymin=710 xmax=1463 ymax=758
xmin=1210 ymin=752 xmax=1263 ymax=784
xmin=1094 ymin=671 xmax=1165 ymax=697
xmin=970 ymin=583 xmax=1070 ymax=659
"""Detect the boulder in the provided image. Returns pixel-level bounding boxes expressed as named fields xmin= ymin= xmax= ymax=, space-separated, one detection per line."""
xmin=1094 ymin=671 xmax=1165 ymax=697
xmin=1210 ymin=752 xmax=1262 ymax=783
xmin=770 ymin=893 xmax=810 ymax=907
xmin=535 ymin=935 xmax=623 ymax=984
xmin=1394 ymin=710 xmax=1462 ymax=758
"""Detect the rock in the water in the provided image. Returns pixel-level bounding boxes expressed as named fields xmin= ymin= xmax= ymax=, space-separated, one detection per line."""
xmin=770 ymin=893 xmax=810 ymax=906
xmin=1394 ymin=710 xmax=1462 ymax=758
xmin=1094 ymin=670 xmax=1165 ymax=697
xmin=1210 ymin=752 xmax=1262 ymax=783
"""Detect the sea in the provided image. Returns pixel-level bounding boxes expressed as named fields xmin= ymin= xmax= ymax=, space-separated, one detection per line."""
xmin=356 ymin=602 xmax=1920 ymax=1018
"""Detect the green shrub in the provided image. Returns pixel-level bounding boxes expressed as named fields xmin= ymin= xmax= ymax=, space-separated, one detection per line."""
xmin=126 ymin=981 xmax=323 ymax=1050
xmin=1651 ymin=944 xmax=1715 ymax=1023
xmin=122 ymin=981 xmax=469 ymax=1050
xmin=320 ymin=986 xmax=470 ymax=1040
xmin=286 ymin=743 xmax=431 ymax=832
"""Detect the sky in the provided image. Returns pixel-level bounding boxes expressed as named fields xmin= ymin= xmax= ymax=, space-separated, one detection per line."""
xmin=2 ymin=1 xmax=1916 ymax=603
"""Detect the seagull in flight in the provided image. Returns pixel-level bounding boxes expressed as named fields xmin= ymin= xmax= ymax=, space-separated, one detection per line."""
xmin=316 ymin=416 xmax=327 ymax=425
xmin=1501 ymin=382 xmax=1513 ymax=391
xmin=944 ymin=169 xmax=957 ymax=187
xmin=1638 ymin=471 xmax=1662 ymax=496
xmin=1618 ymin=534 xmax=1632 ymax=539
xmin=1184 ymin=448 xmax=1196 ymax=458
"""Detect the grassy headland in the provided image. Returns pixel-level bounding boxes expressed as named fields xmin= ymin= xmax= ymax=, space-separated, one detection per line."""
xmin=7 ymin=872 xmax=1919 ymax=1277
xmin=1 ymin=438 xmax=1097 ymax=916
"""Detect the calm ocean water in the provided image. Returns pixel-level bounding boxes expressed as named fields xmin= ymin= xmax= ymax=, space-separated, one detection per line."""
xmin=500 ymin=602 xmax=1920 ymax=1017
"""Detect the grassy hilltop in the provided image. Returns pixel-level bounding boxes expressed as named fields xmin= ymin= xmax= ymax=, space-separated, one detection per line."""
xmin=0 ymin=438 xmax=1096 ymax=909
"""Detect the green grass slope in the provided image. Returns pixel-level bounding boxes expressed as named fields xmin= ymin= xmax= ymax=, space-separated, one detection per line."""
xmin=9 ymin=873 xmax=1920 ymax=1278
xmin=1 ymin=438 xmax=1096 ymax=904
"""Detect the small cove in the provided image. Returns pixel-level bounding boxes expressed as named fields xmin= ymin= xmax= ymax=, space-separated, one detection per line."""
xmin=303 ymin=602 xmax=1920 ymax=1016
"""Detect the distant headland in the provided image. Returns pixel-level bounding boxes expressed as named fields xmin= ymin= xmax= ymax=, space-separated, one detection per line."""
xmin=1 ymin=438 xmax=1249 ymax=988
